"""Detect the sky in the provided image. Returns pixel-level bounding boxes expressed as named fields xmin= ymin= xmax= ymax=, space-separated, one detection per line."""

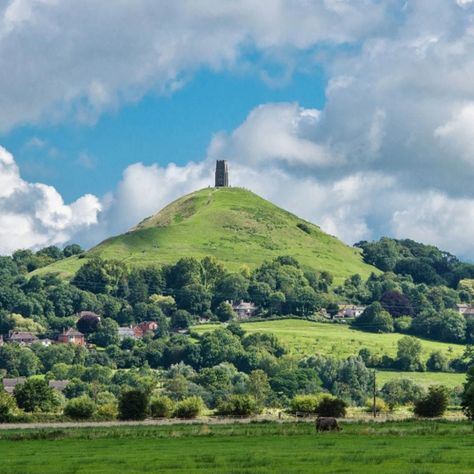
xmin=2 ymin=0 xmax=474 ymax=259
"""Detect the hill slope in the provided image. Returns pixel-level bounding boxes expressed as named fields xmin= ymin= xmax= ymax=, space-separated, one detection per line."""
xmin=35 ymin=187 xmax=377 ymax=281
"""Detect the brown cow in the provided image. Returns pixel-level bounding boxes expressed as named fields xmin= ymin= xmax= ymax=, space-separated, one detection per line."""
xmin=315 ymin=417 xmax=340 ymax=432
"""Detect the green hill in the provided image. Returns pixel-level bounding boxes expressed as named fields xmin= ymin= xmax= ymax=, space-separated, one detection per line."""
xmin=34 ymin=187 xmax=378 ymax=280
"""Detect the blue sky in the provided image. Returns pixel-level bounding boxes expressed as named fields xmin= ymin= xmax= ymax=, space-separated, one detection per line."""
xmin=1 ymin=68 xmax=325 ymax=202
xmin=3 ymin=0 xmax=474 ymax=259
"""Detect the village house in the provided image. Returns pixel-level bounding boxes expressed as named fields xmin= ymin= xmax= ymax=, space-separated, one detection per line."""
xmin=457 ymin=304 xmax=474 ymax=317
xmin=48 ymin=380 xmax=70 ymax=392
xmin=2 ymin=378 xmax=70 ymax=394
xmin=118 ymin=326 xmax=136 ymax=340
xmin=2 ymin=377 xmax=26 ymax=394
xmin=136 ymin=321 xmax=158 ymax=335
xmin=232 ymin=301 xmax=257 ymax=319
xmin=334 ymin=305 xmax=366 ymax=319
xmin=57 ymin=328 xmax=85 ymax=345
xmin=8 ymin=331 xmax=38 ymax=345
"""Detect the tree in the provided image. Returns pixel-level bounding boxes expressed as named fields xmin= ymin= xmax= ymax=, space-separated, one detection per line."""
xmin=247 ymin=370 xmax=271 ymax=405
xmin=462 ymin=366 xmax=474 ymax=420
xmin=215 ymin=301 xmax=236 ymax=322
xmin=414 ymin=385 xmax=449 ymax=417
xmin=76 ymin=312 xmax=100 ymax=335
xmin=13 ymin=379 xmax=57 ymax=412
xmin=118 ymin=389 xmax=149 ymax=420
xmin=396 ymin=336 xmax=423 ymax=371
xmin=316 ymin=395 xmax=347 ymax=418
xmin=353 ymin=302 xmax=394 ymax=333
xmin=426 ymin=351 xmax=449 ymax=372
xmin=214 ymin=274 xmax=249 ymax=304
xmin=64 ymin=396 xmax=96 ymax=420
xmin=380 ymin=290 xmax=413 ymax=317
xmin=0 ymin=390 xmax=18 ymax=422
xmin=176 ymin=283 xmax=211 ymax=315
xmin=437 ymin=310 xmax=466 ymax=343
xmin=380 ymin=379 xmax=424 ymax=409
xmin=89 ymin=318 xmax=119 ymax=347
xmin=170 ymin=309 xmax=193 ymax=330
xmin=63 ymin=244 xmax=83 ymax=257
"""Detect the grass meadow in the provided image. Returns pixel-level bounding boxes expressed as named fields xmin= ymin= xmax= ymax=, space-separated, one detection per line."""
xmin=194 ymin=319 xmax=467 ymax=388
xmin=1 ymin=421 xmax=474 ymax=473
xmin=194 ymin=319 xmax=465 ymax=361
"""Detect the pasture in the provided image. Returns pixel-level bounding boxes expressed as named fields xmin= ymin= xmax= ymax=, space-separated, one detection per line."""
xmin=1 ymin=421 xmax=474 ymax=473
xmin=194 ymin=319 xmax=465 ymax=360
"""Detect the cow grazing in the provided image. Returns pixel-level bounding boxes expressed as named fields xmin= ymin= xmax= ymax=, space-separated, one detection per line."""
xmin=315 ymin=417 xmax=340 ymax=432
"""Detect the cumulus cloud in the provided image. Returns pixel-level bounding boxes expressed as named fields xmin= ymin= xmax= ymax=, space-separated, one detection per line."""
xmin=5 ymin=0 xmax=474 ymax=260
xmin=0 ymin=146 xmax=101 ymax=253
xmin=0 ymin=0 xmax=387 ymax=131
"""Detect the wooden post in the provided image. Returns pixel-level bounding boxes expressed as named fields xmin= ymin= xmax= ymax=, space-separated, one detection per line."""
xmin=372 ymin=369 xmax=377 ymax=419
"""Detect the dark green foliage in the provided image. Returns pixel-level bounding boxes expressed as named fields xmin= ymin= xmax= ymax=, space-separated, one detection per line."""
xmin=461 ymin=366 xmax=474 ymax=420
xmin=13 ymin=379 xmax=57 ymax=412
xmin=316 ymin=395 xmax=347 ymax=418
xmin=118 ymin=389 xmax=149 ymax=420
xmin=414 ymin=385 xmax=449 ymax=417
xmin=353 ymin=302 xmax=394 ymax=333
xmin=380 ymin=290 xmax=413 ymax=317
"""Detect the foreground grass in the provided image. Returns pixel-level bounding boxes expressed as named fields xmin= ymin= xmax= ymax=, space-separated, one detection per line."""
xmin=194 ymin=319 xmax=465 ymax=361
xmin=1 ymin=421 xmax=474 ymax=473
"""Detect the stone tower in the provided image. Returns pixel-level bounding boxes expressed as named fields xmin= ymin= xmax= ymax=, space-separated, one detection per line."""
xmin=215 ymin=160 xmax=229 ymax=187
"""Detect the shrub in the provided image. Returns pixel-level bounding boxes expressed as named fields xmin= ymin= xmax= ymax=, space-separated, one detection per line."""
xmin=365 ymin=397 xmax=389 ymax=414
xmin=289 ymin=394 xmax=320 ymax=415
xmin=118 ymin=389 xmax=149 ymax=420
xmin=64 ymin=396 xmax=96 ymax=420
xmin=216 ymin=395 xmax=260 ymax=417
xmin=316 ymin=395 xmax=347 ymax=418
xmin=0 ymin=390 xmax=19 ymax=422
xmin=174 ymin=396 xmax=204 ymax=419
xmin=150 ymin=396 xmax=175 ymax=418
xmin=414 ymin=385 xmax=449 ymax=418
xmin=96 ymin=403 xmax=118 ymax=420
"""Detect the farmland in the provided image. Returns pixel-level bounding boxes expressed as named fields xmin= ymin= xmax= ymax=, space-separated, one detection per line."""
xmin=1 ymin=421 xmax=474 ymax=473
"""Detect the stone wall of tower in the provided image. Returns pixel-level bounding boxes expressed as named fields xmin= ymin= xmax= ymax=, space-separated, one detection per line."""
xmin=215 ymin=160 xmax=229 ymax=187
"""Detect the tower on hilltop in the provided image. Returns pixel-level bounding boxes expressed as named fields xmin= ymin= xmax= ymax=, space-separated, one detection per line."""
xmin=215 ymin=160 xmax=229 ymax=187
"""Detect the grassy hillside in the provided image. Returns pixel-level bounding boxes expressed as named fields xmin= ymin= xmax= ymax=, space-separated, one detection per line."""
xmin=34 ymin=187 xmax=377 ymax=281
xmin=194 ymin=319 xmax=465 ymax=361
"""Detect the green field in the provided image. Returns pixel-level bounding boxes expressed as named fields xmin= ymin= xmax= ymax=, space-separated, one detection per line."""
xmin=34 ymin=187 xmax=377 ymax=281
xmin=376 ymin=370 xmax=465 ymax=388
xmin=2 ymin=421 xmax=474 ymax=473
xmin=194 ymin=319 xmax=465 ymax=360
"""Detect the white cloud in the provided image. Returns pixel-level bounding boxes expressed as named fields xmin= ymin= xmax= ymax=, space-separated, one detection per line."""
xmin=0 ymin=0 xmax=388 ymax=131
xmin=0 ymin=146 xmax=101 ymax=253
